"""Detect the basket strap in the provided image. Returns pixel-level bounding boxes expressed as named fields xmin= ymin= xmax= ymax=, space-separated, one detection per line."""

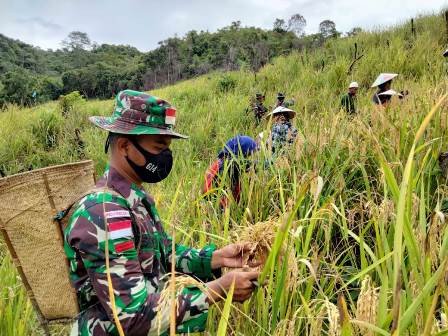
xmin=54 ymin=186 xmax=125 ymax=223
xmin=54 ymin=185 xmax=141 ymax=320
xmin=54 ymin=185 xmax=142 ymax=252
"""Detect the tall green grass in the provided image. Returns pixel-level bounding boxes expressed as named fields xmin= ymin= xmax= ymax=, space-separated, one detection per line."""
xmin=1 ymin=10 xmax=448 ymax=335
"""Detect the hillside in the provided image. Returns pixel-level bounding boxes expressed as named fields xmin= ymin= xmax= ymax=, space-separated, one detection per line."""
xmin=0 ymin=22 xmax=303 ymax=106
xmin=1 ymin=11 xmax=448 ymax=335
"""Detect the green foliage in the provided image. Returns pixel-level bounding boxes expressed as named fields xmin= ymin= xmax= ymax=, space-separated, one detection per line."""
xmin=216 ymin=74 xmax=237 ymax=93
xmin=0 ymin=68 xmax=37 ymax=106
xmin=61 ymin=31 xmax=91 ymax=51
xmin=38 ymin=76 xmax=63 ymax=102
xmin=30 ymin=109 xmax=62 ymax=150
xmin=0 ymin=254 xmax=38 ymax=336
xmin=141 ymin=25 xmax=300 ymax=88
xmin=58 ymin=91 xmax=85 ymax=117
xmin=0 ymin=22 xmax=308 ymax=104
xmin=319 ymin=20 xmax=340 ymax=39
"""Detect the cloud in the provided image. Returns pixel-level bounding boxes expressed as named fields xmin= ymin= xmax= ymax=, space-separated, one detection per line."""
xmin=15 ymin=17 xmax=62 ymax=32
xmin=0 ymin=0 xmax=446 ymax=51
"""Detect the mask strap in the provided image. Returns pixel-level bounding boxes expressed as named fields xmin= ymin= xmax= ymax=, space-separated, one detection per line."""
xmin=127 ymin=137 xmax=150 ymax=156
xmin=104 ymin=133 xmax=111 ymax=154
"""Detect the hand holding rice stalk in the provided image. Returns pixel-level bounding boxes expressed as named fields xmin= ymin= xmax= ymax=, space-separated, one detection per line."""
xmin=224 ymin=220 xmax=281 ymax=288
xmin=229 ymin=216 xmax=303 ymax=290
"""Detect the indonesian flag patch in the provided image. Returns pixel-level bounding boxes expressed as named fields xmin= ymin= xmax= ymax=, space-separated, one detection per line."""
xmin=108 ymin=220 xmax=133 ymax=240
xmin=165 ymin=107 xmax=176 ymax=125
xmin=114 ymin=240 xmax=135 ymax=253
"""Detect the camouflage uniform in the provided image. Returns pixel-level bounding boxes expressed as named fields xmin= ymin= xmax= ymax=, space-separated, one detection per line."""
xmin=253 ymin=101 xmax=268 ymax=122
xmin=64 ymin=166 xmax=217 ymax=335
xmin=64 ymin=90 xmax=216 ymax=335
xmin=247 ymin=94 xmax=267 ymax=123
xmin=275 ymin=92 xmax=285 ymax=108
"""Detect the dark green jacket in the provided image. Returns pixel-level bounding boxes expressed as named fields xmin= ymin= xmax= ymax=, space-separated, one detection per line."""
xmin=341 ymin=93 xmax=356 ymax=115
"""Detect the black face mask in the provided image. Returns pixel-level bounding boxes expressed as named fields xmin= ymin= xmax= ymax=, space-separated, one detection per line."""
xmin=126 ymin=138 xmax=173 ymax=183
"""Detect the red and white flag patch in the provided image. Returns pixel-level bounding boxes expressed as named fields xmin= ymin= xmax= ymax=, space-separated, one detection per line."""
xmin=115 ymin=241 xmax=135 ymax=253
xmin=108 ymin=220 xmax=133 ymax=240
xmin=165 ymin=107 xmax=176 ymax=125
xmin=105 ymin=210 xmax=130 ymax=219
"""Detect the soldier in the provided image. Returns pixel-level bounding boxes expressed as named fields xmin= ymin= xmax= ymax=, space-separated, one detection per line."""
xmin=268 ymin=106 xmax=298 ymax=155
xmin=64 ymin=90 xmax=260 ymax=335
xmin=252 ymin=93 xmax=268 ymax=123
xmin=203 ymin=135 xmax=258 ymax=208
xmin=341 ymin=81 xmax=358 ymax=115
xmin=276 ymin=92 xmax=286 ymax=107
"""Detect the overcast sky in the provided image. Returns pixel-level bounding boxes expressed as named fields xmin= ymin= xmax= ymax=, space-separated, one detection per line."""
xmin=1 ymin=0 xmax=447 ymax=52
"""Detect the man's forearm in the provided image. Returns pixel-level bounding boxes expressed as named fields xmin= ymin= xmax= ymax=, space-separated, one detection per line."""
xmin=204 ymin=279 xmax=225 ymax=304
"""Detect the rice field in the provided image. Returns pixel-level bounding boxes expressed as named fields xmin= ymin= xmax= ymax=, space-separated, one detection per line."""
xmin=1 ymin=11 xmax=448 ymax=336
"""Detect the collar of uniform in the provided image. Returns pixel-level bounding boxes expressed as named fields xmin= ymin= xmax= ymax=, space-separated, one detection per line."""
xmin=98 ymin=165 xmax=148 ymax=207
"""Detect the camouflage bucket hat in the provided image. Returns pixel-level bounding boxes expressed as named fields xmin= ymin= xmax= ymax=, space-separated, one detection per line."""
xmin=89 ymin=90 xmax=188 ymax=139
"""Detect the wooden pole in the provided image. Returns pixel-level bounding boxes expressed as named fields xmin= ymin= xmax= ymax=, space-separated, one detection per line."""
xmin=445 ymin=10 xmax=448 ymax=43
xmin=347 ymin=43 xmax=364 ymax=75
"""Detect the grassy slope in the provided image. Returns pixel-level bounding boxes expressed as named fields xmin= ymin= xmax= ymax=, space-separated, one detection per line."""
xmin=1 ymin=12 xmax=448 ymax=335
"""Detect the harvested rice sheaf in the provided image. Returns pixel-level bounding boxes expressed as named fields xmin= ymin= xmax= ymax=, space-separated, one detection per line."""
xmin=233 ymin=219 xmax=280 ymax=271
xmin=230 ymin=219 xmax=299 ymax=290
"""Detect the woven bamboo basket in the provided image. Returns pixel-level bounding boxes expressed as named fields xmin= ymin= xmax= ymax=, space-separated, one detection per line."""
xmin=0 ymin=160 xmax=96 ymax=326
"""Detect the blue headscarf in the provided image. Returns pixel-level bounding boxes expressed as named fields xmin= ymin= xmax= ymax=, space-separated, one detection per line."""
xmin=218 ymin=135 xmax=258 ymax=159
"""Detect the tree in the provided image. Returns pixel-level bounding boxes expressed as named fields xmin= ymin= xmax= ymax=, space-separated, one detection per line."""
xmin=61 ymin=31 xmax=92 ymax=51
xmin=273 ymin=18 xmax=287 ymax=33
xmin=347 ymin=27 xmax=362 ymax=37
xmin=287 ymin=14 xmax=307 ymax=36
xmin=39 ymin=76 xmax=63 ymax=101
xmin=0 ymin=21 xmax=305 ymax=103
xmin=319 ymin=20 xmax=338 ymax=39
xmin=230 ymin=21 xmax=241 ymax=30
xmin=0 ymin=68 xmax=37 ymax=105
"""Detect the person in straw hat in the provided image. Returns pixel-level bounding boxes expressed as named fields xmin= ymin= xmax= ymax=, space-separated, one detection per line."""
xmin=64 ymin=90 xmax=260 ymax=335
xmin=376 ymin=89 xmax=403 ymax=107
xmin=268 ymin=106 xmax=298 ymax=154
xmin=371 ymin=73 xmax=398 ymax=105
xmin=341 ymin=81 xmax=359 ymax=115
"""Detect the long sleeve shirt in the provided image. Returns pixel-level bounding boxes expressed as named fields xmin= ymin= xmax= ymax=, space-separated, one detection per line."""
xmin=64 ymin=166 xmax=216 ymax=335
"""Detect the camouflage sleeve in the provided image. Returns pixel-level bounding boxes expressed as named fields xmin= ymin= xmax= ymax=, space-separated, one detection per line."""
xmin=164 ymin=234 xmax=218 ymax=281
xmin=148 ymin=203 xmax=219 ymax=281
xmin=65 ymin=195 xmax=210 ymax=335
